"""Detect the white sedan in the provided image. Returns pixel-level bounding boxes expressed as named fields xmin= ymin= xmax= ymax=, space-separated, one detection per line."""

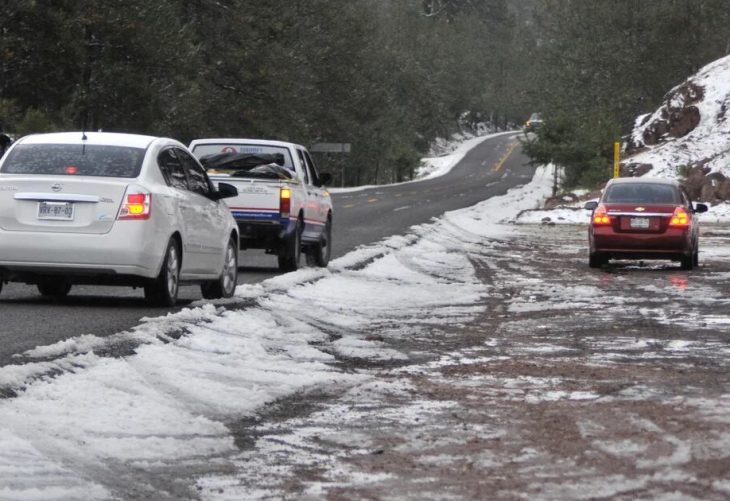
xmin=0 ymin=132 xmax=240 ymax=306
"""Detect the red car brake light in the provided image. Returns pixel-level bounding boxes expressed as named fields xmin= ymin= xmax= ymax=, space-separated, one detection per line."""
xmin=592 ymin=204 xmax=611 ymax=226
xmin=118 ymin=190 xmax=151 ymax=220
xmin=669 ymin=206 xmax=689 ymax=227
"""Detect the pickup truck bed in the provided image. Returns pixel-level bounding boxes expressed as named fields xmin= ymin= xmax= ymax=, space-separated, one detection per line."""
xmin=189 ymin=138 xmax=333 ymax=271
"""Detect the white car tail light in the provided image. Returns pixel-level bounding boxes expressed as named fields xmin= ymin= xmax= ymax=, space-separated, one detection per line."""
xmin=118 ymin=188 xmax=151 ymax=220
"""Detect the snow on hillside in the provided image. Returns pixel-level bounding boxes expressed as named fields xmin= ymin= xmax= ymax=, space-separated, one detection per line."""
xmin=627 ymin=54 xmax=730 ymax=179
xmin=515 ymin=55 xmax=730 ymax=225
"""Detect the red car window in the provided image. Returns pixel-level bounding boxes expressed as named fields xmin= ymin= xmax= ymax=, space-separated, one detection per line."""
xmin=605 ymin=184 xmax=679 ymax=204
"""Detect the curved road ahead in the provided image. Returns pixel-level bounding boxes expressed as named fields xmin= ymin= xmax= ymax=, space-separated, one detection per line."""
xmin=0 ymin=132 xmax=533 ymax=364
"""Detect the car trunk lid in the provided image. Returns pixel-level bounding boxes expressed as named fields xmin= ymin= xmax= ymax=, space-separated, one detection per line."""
xmin=604 ymin=203 xmax=677 ymax=233
xmin=0 ymin=177 xmax=129 ymax=234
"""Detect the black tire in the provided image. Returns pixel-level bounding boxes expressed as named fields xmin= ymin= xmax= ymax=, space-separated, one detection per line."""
xmin=145 ymin=239 xmax=181 ymax=307
xmin=680 ymin=252 xmax=694 ymax=271
xmin=37 ymin=278 xmax=72 ymax=298
xmin=693 ymin=244 xmax=699 ymax=267
xmin=588 ymin=253 xmax=606 ymax=268
xmin=202 ymin=238 xmax=238 ymax=299
xmin=306 ymin=217 xmax=332 ymax=268
xmin=278 ymin=219 xmax=302 ymax=272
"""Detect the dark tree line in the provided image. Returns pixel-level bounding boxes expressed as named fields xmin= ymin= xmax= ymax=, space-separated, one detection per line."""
xmin=0 ymin=0 xmax=526 ymax=185
xmin=4 ymin=1 xmax=728 ymax=188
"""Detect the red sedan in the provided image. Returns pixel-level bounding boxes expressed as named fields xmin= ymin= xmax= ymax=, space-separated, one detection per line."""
xmin=584 ymin=178 xmax=708 ymax=269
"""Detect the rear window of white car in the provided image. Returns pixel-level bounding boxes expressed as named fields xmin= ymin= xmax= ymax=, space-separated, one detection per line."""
xmin=191 ymin=144 xmax=294 ymax=169
xmin=1 ymin=144 xmax=146 ymax=178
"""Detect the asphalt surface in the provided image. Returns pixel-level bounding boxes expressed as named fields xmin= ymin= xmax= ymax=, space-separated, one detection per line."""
xmin=0 ymin=132 xmax=531 ymax=365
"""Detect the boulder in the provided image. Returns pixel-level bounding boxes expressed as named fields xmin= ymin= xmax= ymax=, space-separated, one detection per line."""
xmin=621 ymin=163 xmax=653 ymax=178
xmin=636 ymin=82 xmax=705 ymax=147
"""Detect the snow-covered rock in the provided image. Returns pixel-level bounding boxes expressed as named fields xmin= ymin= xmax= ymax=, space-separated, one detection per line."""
xmin=625 ymin=54 xmax=730 ymax=186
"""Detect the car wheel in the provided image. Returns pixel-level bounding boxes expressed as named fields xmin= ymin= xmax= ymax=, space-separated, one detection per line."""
xmin=278 ymin=219 xmax=302 ymax=272
xmin=37 ymin=278 xmax=72 ymax=298
xmin=201 ymin=238 xmax=238 ymax=299
xmin=680 ymin=252 xmax=694 ymax=271
xmin=145 ymin=238 xmax=180 ymax=306
xmin=693 ymin=245 xmax=699 ymax=267
xmin=588 ymin=253 xmax=606 ymax=268
xmin=306 ymin=217 xmax=332 ymax=268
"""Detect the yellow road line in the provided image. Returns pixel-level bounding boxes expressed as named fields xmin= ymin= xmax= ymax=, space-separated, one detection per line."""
xmin=493 ymin=142 xmax=519 ymax=172
xmin=343 ymin=203 xmax=355 ymax=209
xmin=367 ymin=198 xmax=379 ymax=203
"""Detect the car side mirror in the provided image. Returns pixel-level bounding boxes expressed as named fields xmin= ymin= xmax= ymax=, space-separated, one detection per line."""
xmin=584 ymin=201 xmax=598 ymax=210
xmin=694 ymin=202 xmax=708 ymax=213
xmin=212 ymin=182 xmax=238 ymax=200
xmin=319 ymin=172 xmax=332 ymax=186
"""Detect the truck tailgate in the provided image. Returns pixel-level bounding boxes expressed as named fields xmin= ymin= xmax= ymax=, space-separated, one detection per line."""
xmin=210 ymin=177 xmax=284 ymax=222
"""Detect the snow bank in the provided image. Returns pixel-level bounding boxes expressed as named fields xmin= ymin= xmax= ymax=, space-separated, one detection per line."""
xmin=0 ymin=163 xmax=555 ymax=497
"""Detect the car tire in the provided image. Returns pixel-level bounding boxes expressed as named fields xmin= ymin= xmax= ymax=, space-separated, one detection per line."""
xmin=693 ymin=245 xmax=699 ymax=267
xmin=37 ymin=278 xmax=72 ymax=298
xmin=680 ymin=252 xmax=694 ymax=271
xmin=145 ymin=238 xmax=181 ymax=307
xmin=278 ymin=219 xmax=302 ymax=272
xmin=306 ymin=217 xmax=332 ymax=268
xmin=201 ymin=238 xmax=238 ymax=299
xmin=588 ymin=253 xmax=606 ymax=268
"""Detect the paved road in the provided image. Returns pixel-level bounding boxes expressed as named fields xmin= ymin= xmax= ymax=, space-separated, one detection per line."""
xmin=0 ymin=132 xmax=532 ymax=364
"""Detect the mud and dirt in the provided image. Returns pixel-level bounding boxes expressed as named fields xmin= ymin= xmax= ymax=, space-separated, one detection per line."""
xmin=202 ymin=224 xmax=730 ymax=500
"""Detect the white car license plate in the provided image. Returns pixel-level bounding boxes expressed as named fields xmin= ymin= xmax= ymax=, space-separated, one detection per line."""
xmin=38 ymin=201 xmax=74 ymax=221
xmin=630 ymin=217 xmax=650 ymax=229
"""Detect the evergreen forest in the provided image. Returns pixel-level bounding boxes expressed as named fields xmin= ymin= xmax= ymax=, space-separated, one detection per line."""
xmin=2 ymin=0 xmax=730 ymax=187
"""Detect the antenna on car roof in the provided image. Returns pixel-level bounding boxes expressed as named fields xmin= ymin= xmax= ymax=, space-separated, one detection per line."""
xmin=81 ymin=130 xmax=88 ymax=154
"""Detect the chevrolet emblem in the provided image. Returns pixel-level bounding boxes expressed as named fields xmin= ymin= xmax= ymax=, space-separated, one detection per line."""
xmin=635 ymin=207 xmax=645 ymax=212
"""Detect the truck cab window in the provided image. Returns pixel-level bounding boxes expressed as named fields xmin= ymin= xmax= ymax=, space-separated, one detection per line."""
xmin=296 ymin=149 xmax=310 ymax=185
xmin=303 ymin=151 xmax=321 ymax=187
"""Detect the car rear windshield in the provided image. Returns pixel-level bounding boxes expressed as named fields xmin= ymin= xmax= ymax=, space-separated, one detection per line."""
xmin=604 ymin=183 xmax=679 ymax=204
xmin=1 ymin=144 xmax=146 ymax=178
xmin=191 ymin=144 xmax=294 ymax=169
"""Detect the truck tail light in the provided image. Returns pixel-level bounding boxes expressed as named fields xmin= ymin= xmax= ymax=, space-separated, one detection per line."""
xmin=280 ymin=187 xmax=291 ymax=218
xmin=669 ymin=206 xmax=689 ymax=227
xmin=592 ymin=204 xmax=611 ymax=226
xmin=118 ymin=189 xmax=151 ymax=220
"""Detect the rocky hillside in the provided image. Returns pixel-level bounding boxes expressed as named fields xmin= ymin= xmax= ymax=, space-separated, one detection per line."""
xmin=624 ymin=54 xmax=730 ymax=203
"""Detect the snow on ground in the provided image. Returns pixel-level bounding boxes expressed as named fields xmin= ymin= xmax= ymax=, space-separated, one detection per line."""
xmin=629 ymin=54 xmax=730 ymax=179
xmin=514 ymin=196 xmax=730 ymax=225
xmin=0 ymin=164 xmax=553 ymax=498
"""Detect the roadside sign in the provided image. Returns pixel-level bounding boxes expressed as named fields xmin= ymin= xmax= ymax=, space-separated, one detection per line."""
xmin=311 ymin=143 xmax=351 ymax=154
xmin=614 ymin=142 xmax=621 ymax=178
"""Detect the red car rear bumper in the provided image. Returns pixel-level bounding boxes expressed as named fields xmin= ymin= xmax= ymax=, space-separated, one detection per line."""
xmin=591 ymin=226 xmax=692 ymax=258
